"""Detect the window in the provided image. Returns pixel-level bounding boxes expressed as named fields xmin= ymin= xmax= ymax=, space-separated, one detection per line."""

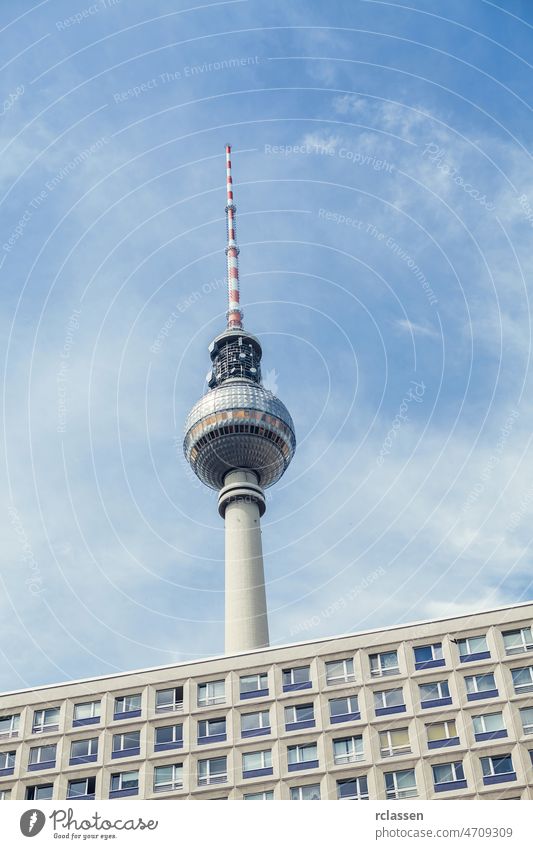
xmin=465 ymin=673 xmax=497 ymax=699
xmin=379 ymin=728 xmax=410 ymax=757
xmin=67 ymin=777 xmax=96 ymax=799
xmin=333 ymin=735 xmax=364 ymax=764
xmin=112 ymin=731 xmax=141 ymax=757
xmin=502 ymin=627 xmax=533 ymax=655
xmin=197 ymin=717 xmax=226 ymax=743
xmin=329 ymin=695 xmax=360 ymax=723
xmin=0 ymin=714 xmax=20 ymax=739
xmin=70 ymin=738 xmax=98 ymax=763
xmin=242 ymin=750 xmax=272 ymax=774
xmin=413 ymin=643 xmax=444 ymax=670
xmin=419 ymin=680 xmax=451 ymax=706
xmin=480 ymin=754 xmax=515 ymax=783
xmin=284 ymin=703 xmax=315 ymax=729
xmin=511 ymin=666 xmax=533 ymax=693
xmin=290 ymin=784 xmax=321 ymax=800
xmin=337 ymin=776 xmax=369 ymax=800
xmin=370 ymin=651 xmax=399 ymax=677
xmin=0 ymin=751 xmax=15 ymax=771
xmin=240 ymin=673 xmax=268 ymax=698
xmin=457 ymin=635 xmax=489 ymax=661
xmin=26 ymin=784 xmax=53 ymax=800
xmin=110 ymin=770 xmax=139 ymax=795
xmin=114 ymin=694 xmax=141 ymax=717
xmin=426 ymin=719 xmax=458 ymax=748
xmin=155 ymin=687 xmax=183 ymax=713
xmin=0 ymin=790 xmax=11 ymax=800
xmin=374 ymin=688 xmax=405 ymax=714
xmin=28 ymin=744 xmax=56 ymax=768
xmin=325 ymin=658 xmax=355 ymax=685
xmin=244 ymin=790 xmax=274 ymax=800
xmin=384 ymin=768 xmax=417 ymax=799
xmin=432 ymin=762 xmax=465 ymax=788
xmin=241 ymin=710 xmax=270 ymax=737
xmin=153 ymin=763 xmax=183 ymax=793
xmin=154 ymin=724 xmax=183 ymax=750
xmin=472 ymin=712 xmax=506 ymax=740
xmin=287 ymin=743 xmax=318 ymax=770
xmin=197 ymin=680 xmax=225 ymax=707
xmin=282 ymin=666 xmax=311 ymax=691
xmin=198 ymin=756 xmax=227 ymax=786
xmin=32 ymin=708 xmax=60 ymax=734
xmin=519 ymin=707 xmax=533 ymax=735
xmin=73 ymin=701 xmax=100 ymax=725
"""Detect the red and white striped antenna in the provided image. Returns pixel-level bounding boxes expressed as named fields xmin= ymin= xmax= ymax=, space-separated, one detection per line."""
xmin=225 ymin=144 xmax=243 ymax=330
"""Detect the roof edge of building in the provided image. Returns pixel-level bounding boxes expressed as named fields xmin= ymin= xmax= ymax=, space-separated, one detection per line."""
xmin=3 ymin=598 xmax=532 ymax=698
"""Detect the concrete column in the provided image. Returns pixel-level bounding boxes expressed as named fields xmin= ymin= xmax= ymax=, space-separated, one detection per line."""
xmin=218 ymin=469 xmax=269 ymax=654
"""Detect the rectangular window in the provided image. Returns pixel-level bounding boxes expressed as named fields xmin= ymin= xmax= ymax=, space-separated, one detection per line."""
xmin=110 ymin=770 xmax=139 ymax=794
xmin=26 ymin=784 xmax=53 ymax=800
xmin=465 ymin=673 xmax=497 ymax=699
xmin=154 ymin=724 xmax=183 ymax=750
xmin=432 ymin=761 xmax=465 ymax=786
xmin=28 ymin=744 xmax=56 ymax=767
xmin=284 ymin=703 xmax=315 ymax=729
xmin=370 ymin=650 xmax=399 ymax=677
xmin=379 ymin=727 xmax=410 ymax=757
xmin=240 ymin=673 xmax=268 ymax=697
xmin=241 ymin=710 xmax=270 ymax=737
xmin=457 ymin=635 xmax=489 ymax=661
xmin=197 ymin=756 xmax=227 ymax=786
xmin=426 ymin=719 xmax=458 ymax=747
xmin=384 ymin=768 xmax=417 ymax=799
xmin=32 ymin=708 xmax=60 ymax=734
xmin=374 ymin=688 xmax=405 ymax=714
xmin=242 ymin=750 xmax=272 ymax=773
xmin=520 ymin=707 xmax=533 ymax=735
xmin=413 ymin=643 xmax=444 ymax=670
xmin=288 ymin=743 xmax=318 ymax=768
xmin=0 ymin=714 xmax=20 ymax=739
xmin=329 ymin=695 xmax=360 ymax=723
xmin=0 ymin=751 xmax=15 ymax=770
xmin=197 ymin=717 xmax=226 ymax=743
xmin=472 ymin=712 xmax=506 ymax=739
xmin=419 ymin=680 xmax=451 ymax=706
xmin=502 ymin=627 xmax=533 ymax=655
xmin=511 ymin=666 xmax=533 ymax=693
xmin=282 ymin=666 xmax=312 ymax=691
xmin=197 ymin=680 xmax=225 ymax=707
xmin=155 ymin=687 xmax=183 ymax=713
xmin=0 ymin=790 xmax=11 ymax=800
xmin=290 ymin=784 xmax=321 ymax=800
xmin=153 ymin=763 xmax=183 ymax=793
xmin=337 ymin=776 xmax=369 ymax=800
xmin=325 ymin=658 xmax=355 ymax=685
xmin=243 ymin=790 xmax=274 ymax=800
xmin=67 ymin=777 xmax=96 ymax=799
xmin=73 ymin=701 xmax=100 ymax=725
xmin=114 ymin=694 xmax=141 ymax=717
xmin=70 ymin=738 xmax=98 ymax=763
xmin=333 ymin=735 xmax=364 ymax=764
xmin=480 ymin=754 xmax=515 ymax=783
xmin=112 ymin=731 xmax=141 ymax=757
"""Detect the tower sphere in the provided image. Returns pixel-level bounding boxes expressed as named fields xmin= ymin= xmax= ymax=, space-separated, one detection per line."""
xmin=184 ymin=372 xmax=296 ymax=491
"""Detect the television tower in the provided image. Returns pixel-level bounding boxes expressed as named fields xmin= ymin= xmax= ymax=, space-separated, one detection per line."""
xmin=183 ymin=145 xmax=296 ymax=654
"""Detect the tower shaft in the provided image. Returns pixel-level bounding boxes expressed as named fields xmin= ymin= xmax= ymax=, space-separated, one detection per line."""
xmin=219 ymin=469 xmax=269 ymax=653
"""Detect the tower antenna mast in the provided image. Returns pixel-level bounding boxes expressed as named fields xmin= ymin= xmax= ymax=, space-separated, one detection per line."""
xmin=225 ymin=144 xmax=243 ymax=331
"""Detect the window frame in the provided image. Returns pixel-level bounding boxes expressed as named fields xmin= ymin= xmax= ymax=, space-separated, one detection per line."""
xmin=502 ymin=627 xmax=533 ymax=656
xmin=289 ymin=783 xmax=321 ymax=800
xmin=384 ymin=768 xmax=418 ymax=799
xmin=432 ymin=761 xmax=465 ymax=786
xmin=110 ymin=770 xmax=139 ymax=793
xmin=197 ymin=680 xmax=225 ymax=707
xmin=325 ymin=658 xmax=355 ymax=685
xmin=153 ymin=763 xmax=183 ymax=793
xmin=379 ymin=727 xmax=411 ymax=758
xmin=197 ymin=755 xmax=228 ymax=786
xmin=155 ymin=687 xmax=183 ymax=713
xmin=333 ymin=735 xmax=364 ymax=764
xmin=0 ymin=714 xmax=20 ymax=739
xmin=67 ymin=776 xmax=96 ymax=799
xmin=369 ymin=650 xmax=400 ymax=677
xmin=32 ymin=707 xmax=60 ymax=734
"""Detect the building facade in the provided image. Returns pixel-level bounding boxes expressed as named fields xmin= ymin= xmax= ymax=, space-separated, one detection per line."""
xmin=1 ymin=602 xmax=533 ymax=801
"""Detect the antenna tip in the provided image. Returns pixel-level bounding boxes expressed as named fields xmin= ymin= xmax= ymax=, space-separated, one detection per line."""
xmin=225 ymin=143 xmax=231 ymax=152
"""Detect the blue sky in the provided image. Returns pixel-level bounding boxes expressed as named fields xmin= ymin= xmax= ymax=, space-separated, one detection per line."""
xmin=1 ymin=0 xmax=533 ymax=690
